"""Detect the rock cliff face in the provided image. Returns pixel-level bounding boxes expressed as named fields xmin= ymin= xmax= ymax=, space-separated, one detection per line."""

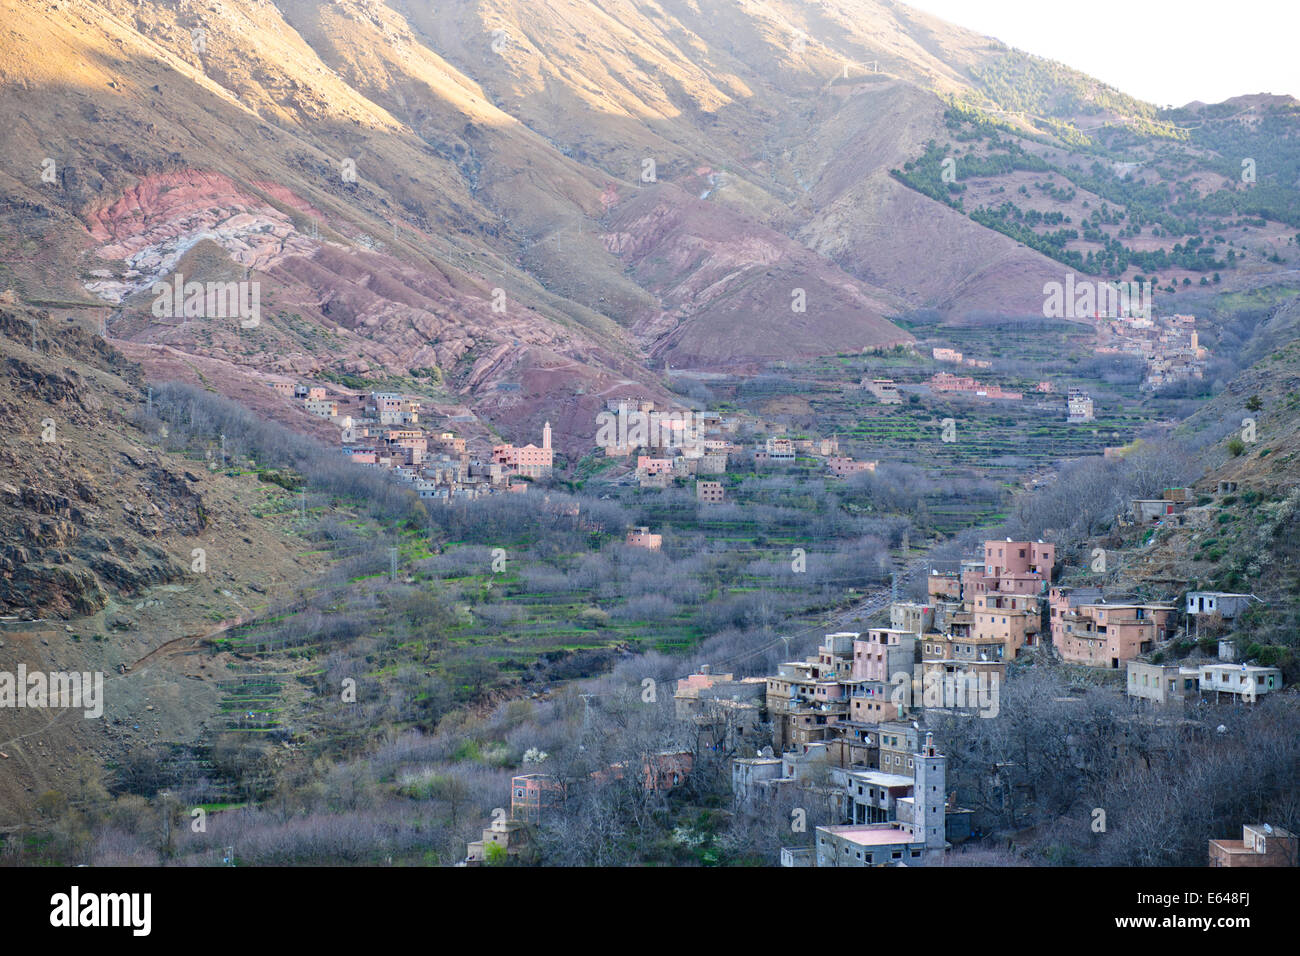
xmin=0 ymin=305 xmax=302 ymax=620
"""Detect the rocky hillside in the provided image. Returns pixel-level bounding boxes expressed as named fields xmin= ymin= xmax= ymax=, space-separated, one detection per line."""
xmin=0 ymin=301 xmax=311 ymax=820
xmin=10 ymin=0 xmax=1283 ymax=451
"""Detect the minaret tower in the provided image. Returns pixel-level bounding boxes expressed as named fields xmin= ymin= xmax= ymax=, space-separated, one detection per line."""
xmin=913 ymin=732 xmax=947 ymax=862
xmin=542 ymin=421 xmax=552 ymax=450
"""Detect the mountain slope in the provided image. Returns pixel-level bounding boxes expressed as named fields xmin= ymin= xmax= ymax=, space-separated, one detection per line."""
xmin=1 ymin=0 xmax=1298 ymax=454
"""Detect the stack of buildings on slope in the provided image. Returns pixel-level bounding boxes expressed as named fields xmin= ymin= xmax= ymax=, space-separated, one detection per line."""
xmin=266 ymin=382 xmax=553 ymax=501
xmin=1125 ymin=603 xmax=1281 ymax=709
xmin=1049 ymin=586 xmax=1176 ymax=669
xmin=600 ymin=395 xmax=873 ymax=488
xmin=1095 ymin=311 xmax=1208 ymax=390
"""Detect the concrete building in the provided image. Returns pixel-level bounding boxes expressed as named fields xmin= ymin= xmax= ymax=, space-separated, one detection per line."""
xmin=636 ymin=455 xmax=674 ymax=476
xmin=767 ymin=635 xmax=855 ymax=751
xmin=696 ymin=453 xmax=728 ymax=475
xmin=1055 ymin=600 xmax=1175 ymax=669
xmin=810 ymin=733 xmax=948 ymax=866
xmin=1186 ymin=591 xmax=1259 ymax=620
xmin=304 ymin=398 xmax=339 ymax=419
xmin=1067 ymin=387 xmax=1095 ymax=422
xmin=814 ymin=823 xmax=928 ymax=867
xmin=1129 ymin=488 xmax=1190 ymax=524
xmin=625 ymin=526 xmax=662 ymax=550
xmin=464 ymin=819 xmax=534 ymax=865
xmin=1126 ymin=660 xmax=1201 ymax=708
xmin=696 ymin=480 xmax=725 ymax=504
xmin=1210 ymin=824 xmax=1298 ymax=868
xmin=877 ymin=721 xmax=923 ymax=775
xmin=863 ymin=379 xmax=902 ymax=404
xmin=510 ymin=773 xmax=565 ymax=823
xmin=732 ymin=755 xmax=783 ymax=805
xmin=1199 ymin=663 xmax=1282 ymax=702
xmin=492 ymin=422 xmax=553 ymax=479
xmin=890 ymin=603 xmax=936 ymax=637
xmin=827 ymin=456 xmax=877 ymax=477
xmin=843 ymin=769 xmax=915 ymax=824
xmin=674 ymin=666 xmax=766 ymax=751
xmin=965 ymin=539 xmax=1055 ymax=600
xmin=851 ymin=629 xmax=916 ymax=685
xmin=971 ymin=590 xmax=1044 ymax=656
xmin=763 ymin=437 xmax=796 ymax=462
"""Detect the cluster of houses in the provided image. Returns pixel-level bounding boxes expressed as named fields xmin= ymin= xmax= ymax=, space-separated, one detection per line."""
xmin=460 ymin=533 xmax=1285 ymax=866
xmin=267 ymin=381 xmax=552 ymax=501
xmin=604 ymin=396 xmax=875 ymax=492
xmin=1125 ymin=590 xmax=1280 ymax=708
xmin=1095 ymin=311 xmax=1208 ymax=390
xmin=868 ymin=373 xmax=1095 ymax=422
xmin=928 ymin=372 xmax=1023 ymax=401
xmin=931 ymin=346 xmax=992 ymax=369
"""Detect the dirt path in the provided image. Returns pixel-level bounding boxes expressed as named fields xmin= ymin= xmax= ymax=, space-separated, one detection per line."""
xmin=126 ymin=616 xmax=244 ymax=672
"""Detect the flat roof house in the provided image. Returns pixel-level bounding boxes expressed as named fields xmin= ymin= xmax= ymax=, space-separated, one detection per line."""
xmin=1185 ymin=591 xmax=1259 ymax=619
xmin=1210 ymin=824 xmax=1297 ymax=868
xmin=1199 ymin=663 xmax=1281 ymax=702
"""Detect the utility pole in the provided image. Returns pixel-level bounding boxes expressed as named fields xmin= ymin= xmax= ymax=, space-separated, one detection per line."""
xmin=389 ymin=546 xmax=398 ymax=583
xmin=147 ymin=386 xmax=153 ymax=416
xmin=579 ymin=693 xmax=594 ymax=729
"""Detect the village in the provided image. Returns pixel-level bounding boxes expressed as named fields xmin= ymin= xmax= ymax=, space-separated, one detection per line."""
xmin=263 ymin=380 xmax=553 ymax=502
xmin=1094 ymin=311 xmax=1209 ymax=391
xmin=266 ymin=379 xmax=883 ymax=507
xmin=263 ymin=308 xmax=1214 ymax=511
xmin=462 ymin=532 xmax=1288 ymax=867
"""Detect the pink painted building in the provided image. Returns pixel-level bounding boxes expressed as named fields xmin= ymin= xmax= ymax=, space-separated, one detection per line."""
xmin=962 ymin=540 xmax=1055 ymax=600
xmin=828 ymin=456 xmax=877 ymax=477
xmin=626 ymin=527 xmax=662 ymax=550
xmin=493 ymin=423 xmax=554 ymax=479
xmin=636 ymin=455 xmax=675 ymax=475
xmin=852 ymin=629 xmax=916 ymax=683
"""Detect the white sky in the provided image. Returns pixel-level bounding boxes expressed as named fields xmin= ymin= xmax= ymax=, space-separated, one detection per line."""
xmin=903 ymin=0 xmax=1299 ymax=107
